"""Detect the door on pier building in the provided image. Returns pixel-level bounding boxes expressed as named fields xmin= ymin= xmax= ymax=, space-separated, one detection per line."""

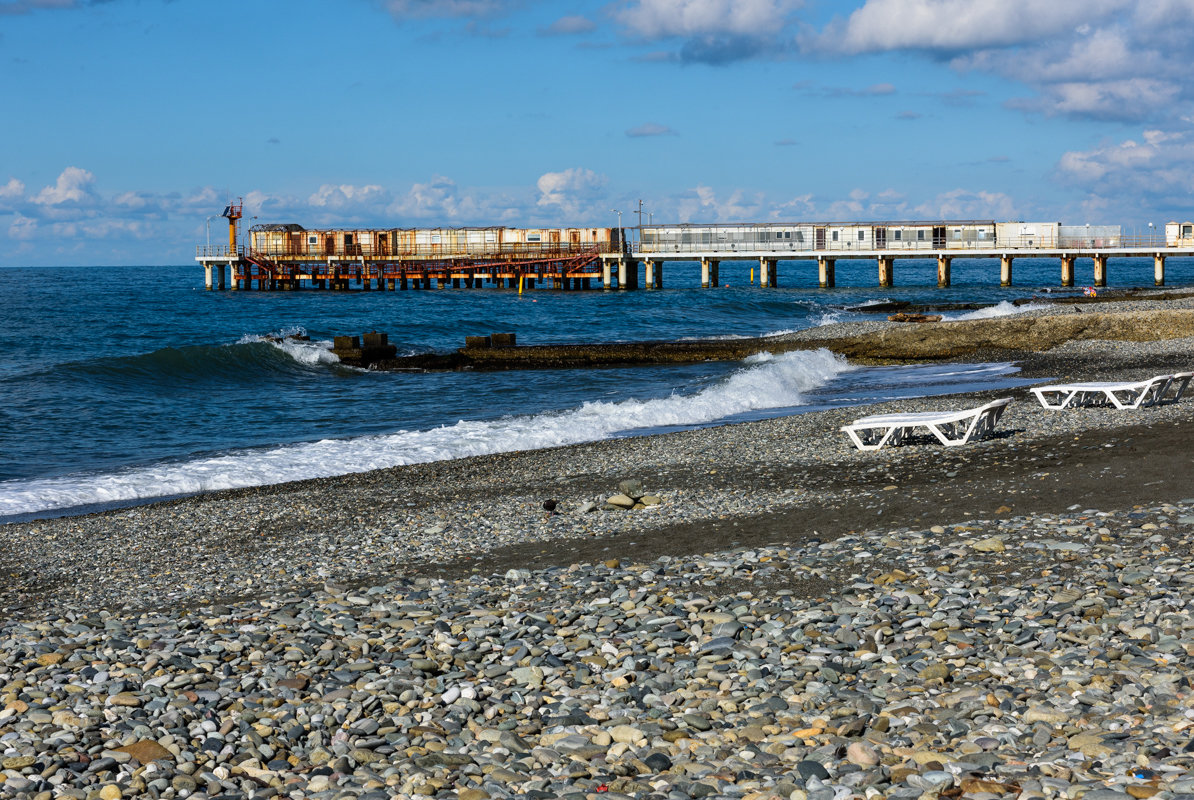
xmin=932 ymin=226 xmax=946 ymax=248
xmin=815 ymin=227 xmax=826 ymax=250
xmin=874 ymin=227 xmax=887 ymax=249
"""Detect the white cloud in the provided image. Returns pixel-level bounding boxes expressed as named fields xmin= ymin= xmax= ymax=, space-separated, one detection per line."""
xmin=0 ymin=177 xmax=23 ymax=200
xmin=916 ymin=189 xmax=1016 ymax=220
xmin=308 ymin=184 xmax=391 ymax=211
xmin=808 ymin=1 xmax=1194 ymax=125
xmin=675 ymin=184 xmax=765 ymax=222
xmin=614 ymin=0 xmax=802 ymax=63
xmin=818 ymin=0 xmax=1130 ymax=54
xmin=536 ymin=168 xmax=607 ymax=214
xmin=33 ymin=167 xmax=95 ymax=206
xmin=617 ymin=0 xmax=798 ymax=38
xmin=8 ymin=214 xmax=37 ymax=240
xmin=1057 ymin=131 xmax=1194 ymax=205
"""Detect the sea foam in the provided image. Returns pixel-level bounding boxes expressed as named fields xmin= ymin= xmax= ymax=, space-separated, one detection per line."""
xmin=0 ymin=348 xmax=851 ymax=517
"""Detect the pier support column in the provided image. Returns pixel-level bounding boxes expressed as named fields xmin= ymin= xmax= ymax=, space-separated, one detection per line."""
xmin=618 ymin=258 xmax=639 ymax=290
xmin=230 ymin=262 xmax=240 ymax=290
xmin=1155 ymin=254 xmax=1166 ymax=286
xmin=818 ymin=258 xmax=835 ymax=288
xmin=937 ymin=255 xmax=951 ymax=288
xmin=1000 ymin=255 xmax=1014 ymax=287
xmin=701 ymin=258 xmax=720 ymax=289
xmin=204 ymin=264 xmax=214 ymax=290
xmin=760 ymin=258 xmax=777 ymax=288
xmin=644 ymin=260 xmax=657 ymax=290
xmin=1093 ymin=255 xmax=1108 ymax=287
xmin=602 ymin=259 xmax=613 ymax=289
xmin=1060 ymin=256 xmax=1075 ymax=287
xmin=878 ymin=256 xmax=895 ymax=288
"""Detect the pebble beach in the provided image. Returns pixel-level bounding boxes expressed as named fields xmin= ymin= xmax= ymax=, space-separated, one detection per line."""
xmin=4 ymin=298 xmax=1194 ymax=800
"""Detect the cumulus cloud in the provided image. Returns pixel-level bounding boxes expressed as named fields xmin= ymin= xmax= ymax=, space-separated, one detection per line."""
xmin=916 ymin=188 xmax=1017 ymax=220
xmin=1057 ymin=130 xmax=1194 ymax=212
xmin=675 ymin=184 xmax=765 ymax=222
xmin=308 ymin=184 xmax=392 ymax=211
xmin=33 ymin=167 xmax=96 ymax=207
xmin=535 ymin=168 xmax=607 ymax=217
xmin=614 ymin=0 xmax=802 ymax=63
xmin=816 ymin=0 xmax=1128 ymax=54
xmin=0 ymin=177 xmax=24 ymax=210
xmin=626 ymin=122 xmax=676 ymax=137
xmin=808 ymin=1 xmax=1194 ymax=125
xmin=617 ymin=0 xmax=797 ymax=38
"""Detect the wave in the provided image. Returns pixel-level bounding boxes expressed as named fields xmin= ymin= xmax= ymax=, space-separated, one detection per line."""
xmin=11 ymin=329 xmax=341 ymax=391
xmin=947 ymin=301 xmax=1051 ymax=321
xmin=0 ymin=348 xmax=852 ymax=518
xmin=238 ymin=328 xmax=341 ymax=367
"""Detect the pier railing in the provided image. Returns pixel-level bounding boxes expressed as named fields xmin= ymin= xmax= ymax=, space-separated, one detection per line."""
xmin=196 ymin=245 xmax=245 ymax=258
xmin=229 ymin=241 xmax=620 ymax=260
xmin=635 ymin=234 xmax=1172 ymax=254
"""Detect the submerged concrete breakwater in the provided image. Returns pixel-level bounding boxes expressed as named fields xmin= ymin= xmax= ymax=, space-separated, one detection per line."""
xmin=360 ymin=306 xmax=1194 ymax=372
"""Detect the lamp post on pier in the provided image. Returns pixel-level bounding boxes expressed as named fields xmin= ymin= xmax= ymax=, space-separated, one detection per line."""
xmin=206 ymin=215 xmax=219 ymax=254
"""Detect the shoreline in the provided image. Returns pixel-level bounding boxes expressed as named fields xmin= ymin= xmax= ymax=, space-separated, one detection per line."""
xmin=3 ymin=298 xmax=1194 ymax=798
xmin=4 ymin=297 xmax=1194 ymax=615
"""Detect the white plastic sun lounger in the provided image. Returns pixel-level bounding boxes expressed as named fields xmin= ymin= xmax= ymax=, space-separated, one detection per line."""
xmin=1160 ymin=371 xmax=1194 ymax=403
xmin=841 ymin=397 xmax=1013 ymax=451
xmin=1030 ymin=373 xmax=1179 ymax=410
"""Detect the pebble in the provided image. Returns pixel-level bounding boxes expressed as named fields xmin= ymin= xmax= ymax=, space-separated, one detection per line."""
xmin=4 ymin=494 xmax=1193 ymax=798
xmin=1 ymin=305 xmax=1193 ymax=797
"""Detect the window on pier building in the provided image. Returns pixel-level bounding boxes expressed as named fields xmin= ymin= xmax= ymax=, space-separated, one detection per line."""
xmin=832 ymin=231 xmax=839 ymax=242
xmin=917 ymin=230 xmax=925 ymax=241
xmin=527 ymin=233 xmax=541 ymax=242
xmin=858 ymin=230 xmax=866 ymax=241
xmin=894 ymin=230 xmax=902 ymax=241
xmin=795 ymin=232 xmax=804 ymax=243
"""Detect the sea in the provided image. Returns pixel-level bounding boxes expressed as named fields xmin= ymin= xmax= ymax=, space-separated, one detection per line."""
xmin=4 ymin=256 xmax=1191 ymax=524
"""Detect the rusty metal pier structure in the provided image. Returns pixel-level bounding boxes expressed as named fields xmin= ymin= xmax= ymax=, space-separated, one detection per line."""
xmin=197 ymin=211 xmax=1194 ymax=291
xmin=197 ymin=204 xmax=622 ymax=293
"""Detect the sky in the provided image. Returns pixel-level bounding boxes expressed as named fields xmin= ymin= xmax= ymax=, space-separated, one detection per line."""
xmin=2 ymin=0 xmax=1194 ymax=265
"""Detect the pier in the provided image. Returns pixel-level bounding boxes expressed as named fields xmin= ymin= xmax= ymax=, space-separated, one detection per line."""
xmin=197 ymin=210 xmax=1194 ymax=291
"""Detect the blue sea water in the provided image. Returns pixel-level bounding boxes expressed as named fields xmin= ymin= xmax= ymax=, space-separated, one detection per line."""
xmin=3 ymin=256 xmax=1190 ymax=522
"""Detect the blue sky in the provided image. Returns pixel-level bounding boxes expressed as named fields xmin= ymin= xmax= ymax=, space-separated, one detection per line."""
xmin=2 ymin=0 xmax=1193 ymax=265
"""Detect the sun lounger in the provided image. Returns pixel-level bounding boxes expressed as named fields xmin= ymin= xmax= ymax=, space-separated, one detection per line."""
xmin=841 ymin=397 xmax=1013 ymax=451
xmin=1030 ymin=373 xmax=1179 ymax=410
xmin=1160 ymin=371 xmax=1194 ymax=403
